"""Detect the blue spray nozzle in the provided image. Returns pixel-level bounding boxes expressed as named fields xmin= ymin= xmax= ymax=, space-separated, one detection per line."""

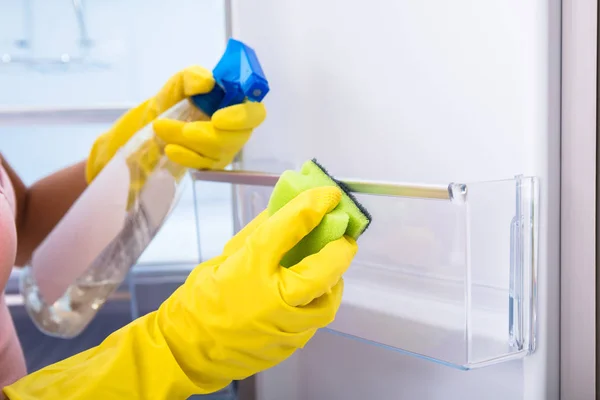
xmin=191 ymin=39 xmax=270 ymax=117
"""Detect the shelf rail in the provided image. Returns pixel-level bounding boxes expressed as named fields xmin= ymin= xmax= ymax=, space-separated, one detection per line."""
xmin=191 ymin=169 xmax=462 ymax=201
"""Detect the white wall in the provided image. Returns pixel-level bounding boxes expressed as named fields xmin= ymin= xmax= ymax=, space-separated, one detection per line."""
xmin=232 ymin=0 xmax=560 ymax=399
xmin=0 ymin=0 xmax=226 ymax=107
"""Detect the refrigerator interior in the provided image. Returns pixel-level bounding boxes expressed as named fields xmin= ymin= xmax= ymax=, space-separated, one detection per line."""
xmin=228 ymin=0 xmax=561 ymax=399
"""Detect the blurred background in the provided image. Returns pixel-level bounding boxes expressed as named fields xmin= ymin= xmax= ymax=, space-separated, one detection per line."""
xmin=0 ymin=1 xmax=236 ymax=398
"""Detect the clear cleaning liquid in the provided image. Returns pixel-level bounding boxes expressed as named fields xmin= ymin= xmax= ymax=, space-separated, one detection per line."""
xmin=20 ymin=100 xmax=208 ymax=338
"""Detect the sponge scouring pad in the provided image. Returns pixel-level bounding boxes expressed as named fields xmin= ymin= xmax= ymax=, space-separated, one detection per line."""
xmin=267 ymin=159 xmax=372 ymax=268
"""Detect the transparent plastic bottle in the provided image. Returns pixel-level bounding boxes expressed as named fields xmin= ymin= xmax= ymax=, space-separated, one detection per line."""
xmin=19 ymin=101 xmax=201 ymax=338
xmin=19 ymin=38 xmax=269 ymax=338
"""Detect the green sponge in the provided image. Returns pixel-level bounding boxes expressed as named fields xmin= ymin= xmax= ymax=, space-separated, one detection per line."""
xmin=267 ymin=159 xmax=372 ymax=268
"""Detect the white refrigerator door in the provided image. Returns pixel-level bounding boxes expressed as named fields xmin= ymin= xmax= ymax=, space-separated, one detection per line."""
xmin=560 ymin=0 xmax=597 ymax=399
xmin=229 ymin=0 xmax=563 ymax=399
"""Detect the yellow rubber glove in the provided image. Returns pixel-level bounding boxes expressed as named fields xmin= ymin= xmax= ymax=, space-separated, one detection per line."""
xmin=153 ymin=101 xmax=266 ymax=171
xmin=85 ymin=65 xmax=266 ymax=182
xmin=3 ymin=187 xmax=357 ymax=400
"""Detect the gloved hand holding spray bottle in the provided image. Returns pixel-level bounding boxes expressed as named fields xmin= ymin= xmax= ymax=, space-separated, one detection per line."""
xmin=19 ymin=39 xmax=270 ymax=338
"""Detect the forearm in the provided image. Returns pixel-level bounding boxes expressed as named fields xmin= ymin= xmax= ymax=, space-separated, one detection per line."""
xmin=1 ymin=157 xmax=88 ymax=266
xmin=3 ymin=310 xmax=213 ymax=399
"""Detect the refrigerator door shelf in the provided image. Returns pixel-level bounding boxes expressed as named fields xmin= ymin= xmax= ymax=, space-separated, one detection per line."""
xmin=191 ymin=170 xmax=539 ymax=370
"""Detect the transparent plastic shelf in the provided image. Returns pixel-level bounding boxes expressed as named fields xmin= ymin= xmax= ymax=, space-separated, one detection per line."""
xmin=191 ymin=170 xmax=539 ymax=370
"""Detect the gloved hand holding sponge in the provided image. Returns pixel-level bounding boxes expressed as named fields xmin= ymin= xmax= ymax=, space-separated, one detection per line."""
xmin=3 ymin=63 xmax=372 ymax=398
xmin=4 ymin=185 xmax=368 ymax=399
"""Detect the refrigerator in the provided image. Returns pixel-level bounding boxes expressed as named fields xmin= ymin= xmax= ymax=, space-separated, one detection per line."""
xmin=193 ymin=0 xmax=594 ymax=399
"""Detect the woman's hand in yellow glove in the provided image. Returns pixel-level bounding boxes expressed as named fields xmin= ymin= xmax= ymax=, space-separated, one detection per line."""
xmin=153 ymin=100 xmax=266 ymax=170
xmin=86 ymin=66 xmax=215 ymax=183
xmin=85 ymin=65 xmax=267 ymax=183
xmin=3 ymin=187 xmax=357 ymax=400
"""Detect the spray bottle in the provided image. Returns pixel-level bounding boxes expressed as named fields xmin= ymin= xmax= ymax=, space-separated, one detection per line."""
xmin=19 ymin=38 xmax=270 ymax=338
